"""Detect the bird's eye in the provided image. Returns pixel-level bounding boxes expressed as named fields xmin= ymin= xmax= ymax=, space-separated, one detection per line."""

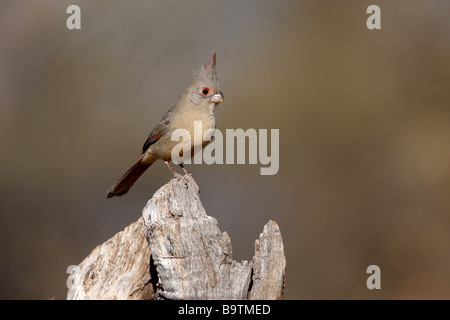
xmin=201 ymin=87 xmax=210 ymax=95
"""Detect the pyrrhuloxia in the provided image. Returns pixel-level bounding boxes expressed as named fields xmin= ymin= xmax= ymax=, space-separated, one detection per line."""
xmin=106 ymin=52 xmax=224 ymax=198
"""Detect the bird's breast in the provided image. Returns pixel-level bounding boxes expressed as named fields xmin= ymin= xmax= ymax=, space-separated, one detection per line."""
xmin=172 ymin=106 xmax=216 ymax=136
xmin=150 ymin=106 xmax=216 ymax=161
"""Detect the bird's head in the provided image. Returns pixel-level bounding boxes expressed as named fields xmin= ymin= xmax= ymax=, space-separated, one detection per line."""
xmin=185 ymin=52 xmax=224 ymax=109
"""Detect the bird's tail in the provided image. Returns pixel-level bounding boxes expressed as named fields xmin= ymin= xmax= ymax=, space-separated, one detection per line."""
xmin=106 ymin=156 xmax=152 ymax=198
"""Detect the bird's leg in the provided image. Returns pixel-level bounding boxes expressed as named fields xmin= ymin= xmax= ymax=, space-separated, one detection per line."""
xmin=165 ymin=161 xmax=181 ymax=178
xmin=178 ymin=163 xmax=191 ymax=176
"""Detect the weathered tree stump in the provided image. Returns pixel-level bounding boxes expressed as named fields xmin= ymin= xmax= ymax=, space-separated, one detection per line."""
xmin=67 ymin=175 xmax=286 ymax=300
xmin=66 ymin=217 xmax=153 ymax=300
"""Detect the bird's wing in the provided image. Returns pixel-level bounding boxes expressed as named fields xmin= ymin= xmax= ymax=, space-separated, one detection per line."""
xmin=141 ymin=109 xmax=174 ymax=154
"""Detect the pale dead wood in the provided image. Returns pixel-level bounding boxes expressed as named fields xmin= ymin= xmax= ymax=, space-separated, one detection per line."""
xmin=249 ymin=220 xmax=286 ymax=300
xmin=66 ymin=217 xmax=153 ymax=300
xmin=67 ymin=175 xmax=286 ymax=300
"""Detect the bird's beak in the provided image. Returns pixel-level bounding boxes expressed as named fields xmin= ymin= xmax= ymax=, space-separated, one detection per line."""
xmin=210 ymin=91 xmax=224 ymax=104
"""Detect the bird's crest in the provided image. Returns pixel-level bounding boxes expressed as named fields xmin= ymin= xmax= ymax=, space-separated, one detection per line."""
xmin=195 ymin=51 xmax=218 ymax=85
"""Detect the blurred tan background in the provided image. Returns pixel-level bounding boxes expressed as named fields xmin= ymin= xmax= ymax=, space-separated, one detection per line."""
xmin=1 ymin=0 xmax=449 ymax=299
